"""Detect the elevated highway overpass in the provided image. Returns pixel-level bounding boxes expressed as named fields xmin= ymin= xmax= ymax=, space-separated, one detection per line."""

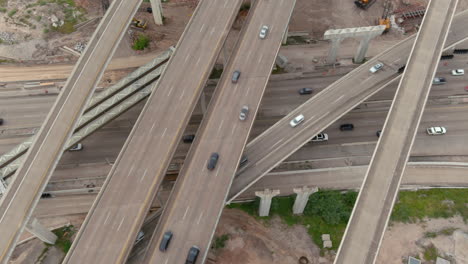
xmin=227 ymin=8 xmax=468 ymax=202
xmin=0 ymin=1 xmax=142 ymax=262
xmin=142 ymin=0 xmax=297 ymax=263
xmin=335 ymin=0 xmax=458 ymax=262
xmin=63 ymin=0 xmax=243 ymax=263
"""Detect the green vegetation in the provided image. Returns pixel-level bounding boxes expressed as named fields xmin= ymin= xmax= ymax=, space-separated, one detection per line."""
xmin=132 ymin=34 xmax=150 ymax=50
xmin=36 ymin=244 xmax=51 ymax=262
xmin=35 ymin=15 xmax=42 ymax=22
xmin=51 ymin=225 xmax=75 ymax=253
xmin=209 ymin=67 xmax=223 ymax=79
xmin=0 ymin=7 xmax=6 ymax=12
xmin=8 ymin=8 xmax=17 ymax=17
xmin=391 ymin=189 xmax=468 ymax=223
xmin=272 ymin=65 xmax=286 ymax=74
xmin=423 ymin=244 xmax=438 ymax=261
xmin=0 ymin=0 xmax=7 ymax=7
xmin=228 ymin=189 xmax=468 ymax=251
xmin=43 ymin=28 xmax=50 ymax=34
xmin=212 ymin=234 xmax=230 ymax=250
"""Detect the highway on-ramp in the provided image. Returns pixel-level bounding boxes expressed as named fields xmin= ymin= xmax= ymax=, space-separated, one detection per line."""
xmin=335 ymin=0 xmax=458 ymax=263
xmin=0 ymin=1 xmax=141 ymax=262
xmin=63 ymin=0 xmax=242 ymax=263
xmin=227 ymin=9 xmax=468 ymax=202
xmin=142 ymin=0 xmax=296 ymax=263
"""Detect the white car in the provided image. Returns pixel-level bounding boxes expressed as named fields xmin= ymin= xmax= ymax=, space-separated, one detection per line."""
xmin=451 ymin=69 xmax=465 ymax=76
xmin=69 ymin=143 xmax=83 ymax=151
xmin=259 ymin=25 xmax=269 ymax=39
xmin=310 ymin=132 xmax=328 ymax=142
xmin=290 ymin=114 xmax=304 ymax=127
xmin=369 ymin=63 xmax=384 ymax=73
xmin=426 ymin=126 xmax=446 ymax=135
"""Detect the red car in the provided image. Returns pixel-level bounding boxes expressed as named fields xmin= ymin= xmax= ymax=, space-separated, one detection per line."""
xmin=465 ymin=86 xmax=468 ymax=92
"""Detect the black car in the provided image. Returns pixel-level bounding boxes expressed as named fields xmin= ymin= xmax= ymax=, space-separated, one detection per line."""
xmin=41 ymin=193 xmax=52 ymax=198
xmin=185 ymin=246 xmax=200 ymax=264
xmin=183 ymin=134 xmax=195 ymax=143
xmin=0 ymin=118 xmax=3 ymax=125
xmin=207 ymin=153 xmax=219 ymax=170
xmin=298 ymin=88 xmax=313 ymax=95
xmin=231 ymin=70 xmax=241 ymax=83
xmin=146 ymin=7 xmax=153 ymax=13
xmin=340 ymin=123 xmax=354 ymax=131
xmin=376 ymin=130 xmax=382 ymax=137
xmin=159 ymin=231 xmax=173 ymax=252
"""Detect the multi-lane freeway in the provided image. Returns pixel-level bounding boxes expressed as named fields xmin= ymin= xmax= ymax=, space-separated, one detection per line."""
xmin=335 ymin=0 xmax=459 ymax=263
xmin=63 ymin=1 xmax=243 ymax=263
xmin=227 ymin=9 xmax=468 ymax=202
xmin=0 ymin=1 xmax=142 ymax=262
xmin=143 ymin=0 xmax=296 ymax=263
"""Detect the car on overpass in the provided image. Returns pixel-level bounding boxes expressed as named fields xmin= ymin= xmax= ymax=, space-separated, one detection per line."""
xmin=231 ymin=70 xmax=241 ymax=83
xmin=290 ymin=114 xmax=304 ymax=127
xmin=69 ymin=143 xmax=83 ymax=151
xmin=159 ymin=231 xmax=173 ymax=252
xmin=259 ymin=25 xmax=269 ymax=39
xmin=186 ymin=246 xmax=200 ymax=264
xmin=239 ymin=105 xmax=249 ymax=121
xmin=207 ymin=153 xmax=219 ymax=170
xmin=451 ymin=69 xmax=464 ymax=76
xmin=369 ymin=63 xmax=384 ymax=73
xmin=427 ymin=126 xmax=446 ymax=135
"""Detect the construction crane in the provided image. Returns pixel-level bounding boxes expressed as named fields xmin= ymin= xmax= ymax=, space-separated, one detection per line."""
xmin=379 ymin=0 xmax=392 ymax=33
xmin=354 ymin=0 xmax=377 ymax=10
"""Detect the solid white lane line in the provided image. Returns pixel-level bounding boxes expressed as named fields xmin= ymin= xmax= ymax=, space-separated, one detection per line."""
xmin=183 ymin=206 xmax=190 ymax=220
xmin=140 ymin=169 xmax=148 ymax=183
xmin=117 ymin=216 xmax=125 ymax=231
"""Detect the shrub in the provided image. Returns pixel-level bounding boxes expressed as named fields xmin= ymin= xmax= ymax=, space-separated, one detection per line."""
xmin=132 ymin=34 xmax=150 ymax=50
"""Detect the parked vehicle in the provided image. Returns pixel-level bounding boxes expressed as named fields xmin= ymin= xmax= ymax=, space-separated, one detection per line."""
xmin=239 ymin=105 xmax=249 ymax=121
xmin=259 ymin=25 xmax=269 ymax=39
xmin=433 ymin=77 xmax=446 ymax=85
xmin=427 ymin=126 xmax=446 ymax=135
xmin=289 ymin=114 xmax=304 ymax=127
xmin=207 ymin=153 xmax=219 ymax=170
xmin=69 ymin=143 xmax=83 ymax=151
xmin=159 ymin=231 xmax=173 ymax=252
xmin=183 ymin=134 xmax=195 ymax=143
xmin=340 ymin=124 xmax=354 ymax=131
xmin=369 ymin=63 xmax=384 ymax=73
xmin=41 ymin=193 xmax=52 ymax=198
xmin=376 ymin=130 xmax=382 ymax=137
xmin=185 ymin=246 xmax=200 ymax=264
xmin=298 ymin=88 xmax=313 ymax=95
xmin=310 ymin=132 xmax=328 ymax=142
xmin=451 ymin=69 xmax=464 ymax=76
xmin=231 ymin=70 xmax=241 ymax=83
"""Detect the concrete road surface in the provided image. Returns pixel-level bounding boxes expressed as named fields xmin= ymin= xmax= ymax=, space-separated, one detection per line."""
xmin=227 ymin=9 xmax=468 ymax=202
xmin=335 ymin=1 xmax=459 ymax=263
xmin=0 ymin=1 xmax=142 ymax=262
xmin=142 ymin=0 xmax=296 ymax=263
xmin=63 ymin=1 xmax=242 ymax=263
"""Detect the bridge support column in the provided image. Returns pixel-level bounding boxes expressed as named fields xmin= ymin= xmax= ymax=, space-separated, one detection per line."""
xmin=25 ymin=218 xmax=57 ymax=244
xmin=353 ymin=27 xmax=385 ymax=63
xmin=282 ymin=26 xmax=288 ymax=45
xmin=326 ymin=37 xmax=343 ymax=65
xmin=293 ymin=186 xmax=318 ymax=215
xmin=149 ymin=0 xmax=164 ymax=25
xmin=255 ymin=189 xmax=280 ymax=217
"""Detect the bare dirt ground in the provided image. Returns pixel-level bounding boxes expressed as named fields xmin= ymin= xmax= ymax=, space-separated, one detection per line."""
xmin=210 ymin=210 xmax=468 ymax=264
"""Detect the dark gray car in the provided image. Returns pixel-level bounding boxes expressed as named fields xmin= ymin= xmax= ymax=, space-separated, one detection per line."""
xmin=231 ymin=70 xmax=241 ymax=83
xmin=185 ymin=246 xmax=200 ymax=264
xmin=207 ymin=153 xmax=219 ymax=170
xmin=159 ymin=231 xmax=173 ymax=252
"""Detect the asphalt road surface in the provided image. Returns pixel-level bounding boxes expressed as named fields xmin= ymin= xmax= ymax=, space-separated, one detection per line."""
xmin=227 ymin=9 xmax=468 ymax=202
xmin=63 ymin=1 xmax=243 ymax=263
xmin=0 ymin=1 xmax=142 ymax=262
xmin=142 ymin=1 xmax=296 ymax=263
xmin=335 ymin=1 xmax=459 ymax=263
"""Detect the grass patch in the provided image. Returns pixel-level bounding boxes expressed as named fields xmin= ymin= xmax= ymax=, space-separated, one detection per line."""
xmin=423 ymin=244 xmax=438 ymax=261
xmin=54 ymin=21 xmax=76 ymax=34
xmin=51 ymin=225 xmax=75 ymax=253
xmin=35 ymin=15 xmax=42 ymax=22
xmin=272 ymin=65 xmax=286 ymax=74
xmin=0 ymin=0 xmax=7 ymax=7
xmin=391 ymin=189 xmax=468 ymax=223
xmin=424 ymin=227 xmax=457 ymax=238
xmin=132 ymin=34 xmax=150 ymax=50
xmin=211 ymin=234 xmax=229 ymax=250
xmin=0 ymin=7 xmax=6 ymax=12
xmin=8 ymin=8 xmax=17 ymax=17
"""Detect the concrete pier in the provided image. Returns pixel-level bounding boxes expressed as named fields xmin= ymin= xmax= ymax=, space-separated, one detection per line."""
xmin=292 ymin=186 xmax=318 ymax=214
xmin=25 ymin=218 xmax=57 ymax=244
xmin=255 ymin=189 xmax=280 ymax=217
xmin=149 ymin=0 xmax=164 ymax=25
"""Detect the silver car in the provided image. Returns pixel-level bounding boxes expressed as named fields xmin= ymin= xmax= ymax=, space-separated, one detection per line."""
xmin=239 ymin=105 xmax=249 ymax=121
xmin=259 ymin=25 xmax=269 ymax=39
xmin=290 ymin=114 xmax=304 ymax=127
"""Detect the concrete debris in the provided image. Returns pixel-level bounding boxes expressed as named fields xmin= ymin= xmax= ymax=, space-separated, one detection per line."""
xmin=74 ymin=42 xmax=86 ymax=53
xmin=50 ymin=15 xmax=64 ymax=28
xmin=0 ymin=32 xmax=16 ymax=44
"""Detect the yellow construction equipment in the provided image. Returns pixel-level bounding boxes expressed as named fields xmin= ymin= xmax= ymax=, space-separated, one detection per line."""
xmin=354 ymin=0 xmax=377 ymax=9
xmin=131 ymin=18 xmax=147 ymax=30
xmin=379 ymin=0 xmax=392 ymax=33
